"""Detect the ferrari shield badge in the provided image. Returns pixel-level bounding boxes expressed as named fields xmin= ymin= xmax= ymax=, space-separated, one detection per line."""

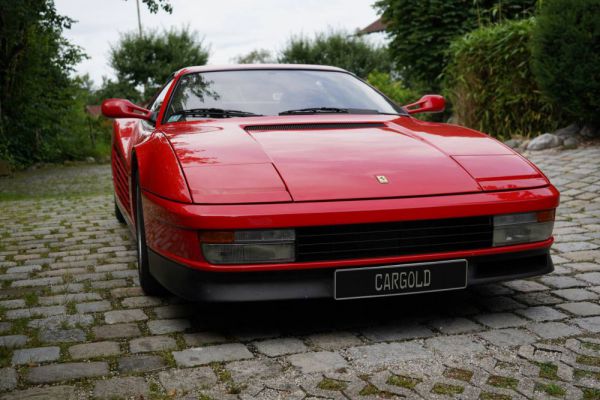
xmin=376 ymin=175 xmax=389 ymax=184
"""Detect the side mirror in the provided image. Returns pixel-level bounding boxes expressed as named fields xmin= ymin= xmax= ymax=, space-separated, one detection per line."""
xmin=101 ymin=98 xmax=151 ymax=120
xmin=403 ymin=95 xmax=445 ymax=115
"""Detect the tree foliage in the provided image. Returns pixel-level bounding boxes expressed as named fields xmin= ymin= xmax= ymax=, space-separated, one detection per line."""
xmin=234 ymin=49 xmax=275 ymax=64
xmin=531 ymin=0 xmax=600 ymax=126
xmin=444 ymin=19 xmax=561 ymax=138
xmin=0 ymin=0 xmax=91 ymax=165
xmin=108 ymin=27 xmax=209 ymax=100
xmin=366 ymin=72 xmax=418 ymax=106
xmin=278 ymin=31 xmax=391 ymax=78
xmin=375 ymin=0 xmax=536 ymax=91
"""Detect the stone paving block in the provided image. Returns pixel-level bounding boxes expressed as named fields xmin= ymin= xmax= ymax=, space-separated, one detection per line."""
xmin=0 ymin=385 xmax=79 ymax=400
xmin=503 ymin=280 xmax=549 ymax=292
xmin=540 ymin=276 xmax=588 ymax=289
xmin=11 ymin=277 xmax=62 ymax=287
xmin=110 ymin=287 xmax=144 ymax=298
xmin=5 ymin=305 xmax=65 ymax=320
xmin=289 ymin=350 xmax=349 ymax=373
xmin=0 ymin=368 xmax=17 ymax=391
xmin=346 ymin=341 xmax=432 ymax=368
xmin=553 ymin=288 xmax=598 ymax=301
xmin=183 ymin=332 xmax=228 ymax=346
xmin=307 ymin=331 xmax=363 ymax=350
xmin=228 ymin=359 xmax=284 ymax=383
xmin=254 ymin=337 xmax=308 ymax=357
xmin=430 ymin=317 xmax=483 ymax=334
xmin=27 ymin=314 xmax=94 ymax=329
xmin=573 ymin=316 xmax=600 ymax=332
xmin=577 ymin=272 xmax=600 ymax=285
xmin=93 ymin=323 xmax=141 ymax=339
xmin=38 ymin=292 xmax=101 ymax=305
xmin=69 ymin=341 xmax=120 ymax=359
xmin=173 ymin=343 xmax=253 ymax=366
xmin=92 ymin=376 xmax=149 ymax=399
xmin=91 ymin=279 xmax=127 ymax=289
xmin=478 ymin=328 xmax=537 ymax=347
xmin=6 ymin=265 xmax=41 ymax=274
xmin=121 ymin=296 xmax=162 ymax=308
xmin=426 ymin=334 xmax=486 ymax=354
xmin=527 ymin=322 xmax=582 ymax=339
xmin=12 ymin=346 xmax=60 ymax=365
xmin=153 ymin=304 xmax=195 ymax=319
xmin=474 ymin=313 xmax=528 ymax=328
xmin=0 ymin=299 xmax=25 ymax=309
xmin=104 ymin=308 xmax=148 ymax=324
xmin=0 ymin=335 xmax=27 ymax=348
xmin=118 ymin=354 xmax=165 ymax=373
xmin=515 ymin=306 xmax=568 ymax=322
xmin=26 ymin=361 xmax=109 ymax=383
xmin=158 ymin=367 xmax=217 ymax=393
xmin=76 ymin=300 xmax=111 ymax=313
xmin=130 ymin=335 xmax=176 ymax=353
xmin=147 ymin=318 xmax=190 ymax=335
xmin=557 ymin=301 xmax=600 ymax=316
xmin=38 ymin=328 xmax=85 ymax=344
xmin=360 ymin=322 xmax=434 ymax=342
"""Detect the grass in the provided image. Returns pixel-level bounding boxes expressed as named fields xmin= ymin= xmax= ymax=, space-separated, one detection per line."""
xmin=0 ymin=347 xmax=11 ymax=367
xmin=431 ymin=383 xmax=464 ymax=395
xmin=387 ymin=374 xmax=420 ymax=389
xmin=535 ymin=382 xmax=565 ymax=397
xmin=577 ymin=355 xmax=600 ymax=367
xmin=480 ymin=393 xmax=512 ymax=400
xmin=574 ymin=369 xmax=600 ymax=381
xmin=582 ymin=342 xmax=600 ymax=351
xmin=487 ymin=376 xmax=519 ymax=390
xmin=536 ymin=362 xmax=559 ymax=380
xmin=444 ymin=368 xmax=473 ymax=382
xmin=210 ymin=362 xmax=243 ymax=394
xmin=317 ymin=378 xmax=347 ymax=391
xmin=583 ymin=388 xmax=600 ymax=400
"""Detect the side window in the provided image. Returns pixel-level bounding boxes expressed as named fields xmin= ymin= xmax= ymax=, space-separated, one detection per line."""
xmin=149 ymin=80 xmax=173 ymax=115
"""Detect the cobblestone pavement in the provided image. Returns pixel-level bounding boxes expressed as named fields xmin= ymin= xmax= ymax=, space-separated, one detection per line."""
xmin=0 ymin=147 xmax=599 ymax=400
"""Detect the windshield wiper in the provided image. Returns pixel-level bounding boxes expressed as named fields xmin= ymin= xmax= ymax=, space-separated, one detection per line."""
xmin=279 ymin=107 xmax=385 ymax=115
xmin=170 ymin=108 xmax=262 ymax=118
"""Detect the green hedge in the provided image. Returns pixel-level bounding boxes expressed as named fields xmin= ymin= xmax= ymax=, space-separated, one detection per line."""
xmin=531 ymin=0 xmax=600 ymax=126
xmin=366 ymin=72 xmax=419 ymax=106
xmin=444 ymin=19 xmax=561 ymax=138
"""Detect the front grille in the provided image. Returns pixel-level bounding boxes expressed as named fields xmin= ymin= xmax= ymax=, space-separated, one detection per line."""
xmin=245 ymin=122 xmax=385 ymax=131
xmin=296 ymin=216 xmax=493 ymax=262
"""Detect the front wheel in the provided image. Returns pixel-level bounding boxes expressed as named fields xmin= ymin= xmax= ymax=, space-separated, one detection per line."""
xmin=135 ymin=172 xmax=168 ymax=296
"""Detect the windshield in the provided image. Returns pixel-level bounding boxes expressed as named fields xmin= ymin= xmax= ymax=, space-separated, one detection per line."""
xmin=164 ymin=69 xmax=402 ymax=122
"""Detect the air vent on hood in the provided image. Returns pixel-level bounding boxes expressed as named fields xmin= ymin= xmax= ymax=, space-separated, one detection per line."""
xmin=244 ymin=122 xmax=386 ymax=131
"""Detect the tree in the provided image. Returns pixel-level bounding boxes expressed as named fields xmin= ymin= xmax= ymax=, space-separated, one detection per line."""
xmin=108 ymin=27 xmax=210 ymax=100
xmin=234 ymin=49 xmax=275 ymax=64
xmin=531 ymin=0 xmax=600 ymax=126
xmin=278 ymin=31 xmax=391 ymax=78
xmin=0 ymin=0 xmax=86 ymax=165
xmin=375 ymin=0 xmax=536 ymax=92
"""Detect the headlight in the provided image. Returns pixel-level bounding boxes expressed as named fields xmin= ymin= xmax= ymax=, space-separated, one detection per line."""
xmin=493 ymin=210 xmax=555 ymax=247
xmin=200 ymin=229 xmax=295 ymax=264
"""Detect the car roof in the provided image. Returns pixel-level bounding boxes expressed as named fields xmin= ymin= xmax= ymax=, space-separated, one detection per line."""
xmin=176 ymin=64 xmax=348 ymax=76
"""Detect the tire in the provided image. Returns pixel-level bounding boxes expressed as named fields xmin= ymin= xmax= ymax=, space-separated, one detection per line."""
xmin=114 ymin=197 xmax=126 ymax=224
xmin=134 ymin=172 xmax=168 ymax=296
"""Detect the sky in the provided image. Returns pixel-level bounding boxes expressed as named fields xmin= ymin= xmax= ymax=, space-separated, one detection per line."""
xmin=55 ymin=0 xmax=385 ymax=87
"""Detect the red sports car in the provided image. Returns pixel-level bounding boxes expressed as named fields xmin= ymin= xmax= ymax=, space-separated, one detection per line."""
xmin=102 ymin=64 xmax=559 ymax=302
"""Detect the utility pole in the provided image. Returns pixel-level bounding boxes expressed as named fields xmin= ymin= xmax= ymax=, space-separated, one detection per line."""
xmin=136 ymin=0 xmax=142 ymax=36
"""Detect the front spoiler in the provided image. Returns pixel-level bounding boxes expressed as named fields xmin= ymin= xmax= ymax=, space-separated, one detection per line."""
xmin=149 ymin=248 xmax=553 ymax=302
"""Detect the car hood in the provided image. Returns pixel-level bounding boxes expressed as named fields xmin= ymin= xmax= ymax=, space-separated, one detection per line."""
xmin=161 ymin=115 xmax=549 ymax=204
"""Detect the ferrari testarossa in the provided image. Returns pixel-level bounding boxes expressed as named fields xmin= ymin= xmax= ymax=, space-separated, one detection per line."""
xmin=101 ymin=64 xmax=559 ymax=302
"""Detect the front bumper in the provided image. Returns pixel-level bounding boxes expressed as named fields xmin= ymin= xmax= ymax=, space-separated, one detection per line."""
xmin=149 ymin=247 xmax=553 ymax=302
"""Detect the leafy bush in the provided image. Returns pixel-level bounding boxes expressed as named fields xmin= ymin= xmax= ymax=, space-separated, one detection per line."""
xmin=278 ymin=31 xmax=391 ymax=78
xmin=531 ymin=0 xmax=600 ymax=126
xmin=444 ymin=19 xmax=561 ymax=138
xmin=367 ymin=72 xmax=418 ymax=106
xmin=375 ymin=0 xmax=537 ymax=92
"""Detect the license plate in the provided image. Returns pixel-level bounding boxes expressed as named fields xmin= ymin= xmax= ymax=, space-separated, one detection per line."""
xmin=334 ymin=260 xmax=468 ymax=300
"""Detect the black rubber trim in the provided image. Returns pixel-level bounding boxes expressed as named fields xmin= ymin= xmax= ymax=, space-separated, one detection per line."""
xmin=148 ymin=247 xmax=553 ymax=302
xmin=244 ymin=122 xmax=386 ymax=131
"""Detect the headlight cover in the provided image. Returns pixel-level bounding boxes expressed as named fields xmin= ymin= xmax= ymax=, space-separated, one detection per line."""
xmin=493 ymin=210 xmax=555 ymax=247
xmin=200 ymin=229 xmax=295 ymax=264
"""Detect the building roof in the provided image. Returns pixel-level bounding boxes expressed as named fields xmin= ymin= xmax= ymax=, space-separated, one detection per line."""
xmin=359 ymin=18 xmax=387 ymax=34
